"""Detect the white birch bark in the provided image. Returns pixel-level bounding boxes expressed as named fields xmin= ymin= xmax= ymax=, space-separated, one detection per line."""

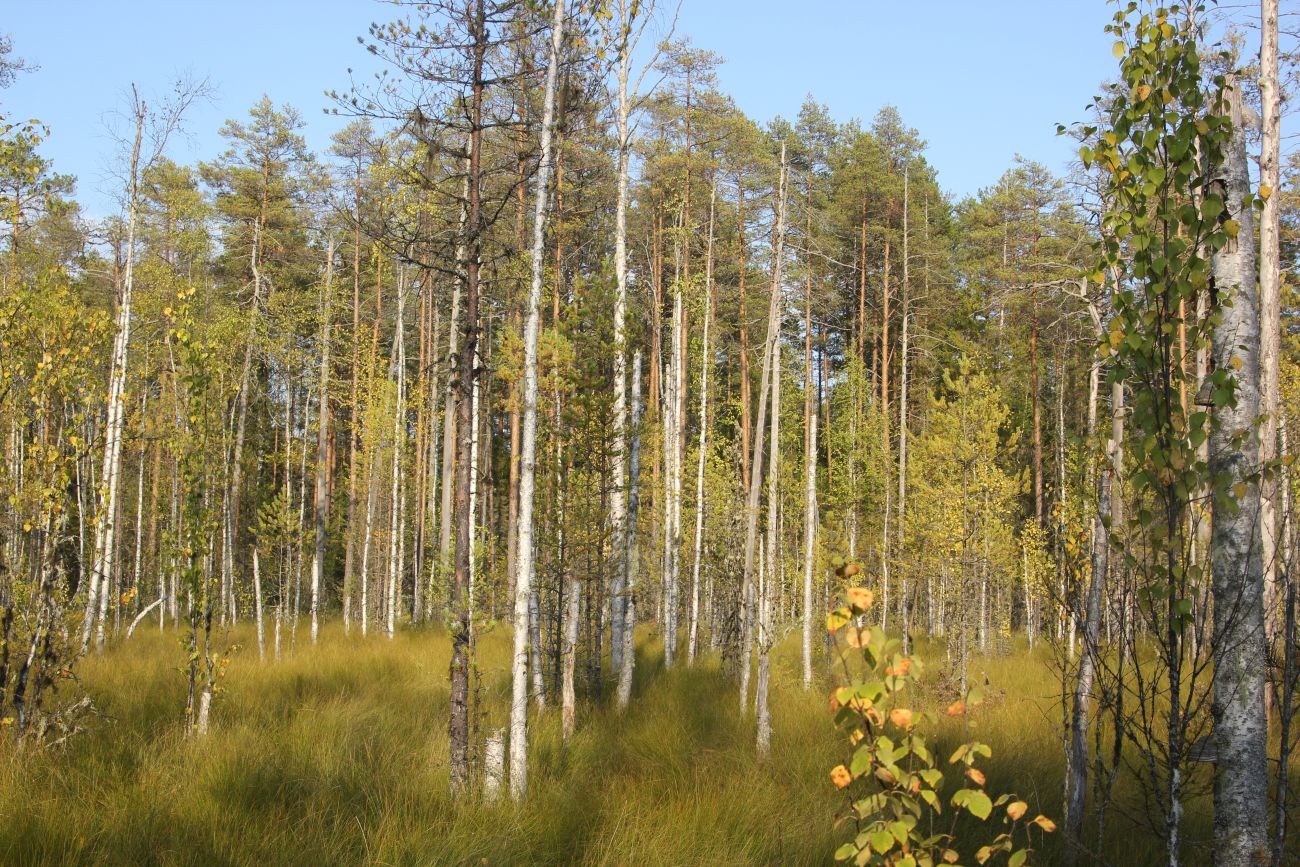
xmin=84 ymin=96 xmax=145 ymax=651
xmin=1259 ymin=0 xmax=1283 ymax=669
xmin=1209 ymin=77 xmax=1269 ymax=867
xmin=662 ymin=237 xmax=684 ymax=668
xmin=423 ymin=305 xmax=441 ymax=622
xmin=757 ymin=281 xmax=783 ymax=756
xmin=608 ymin=0 xmax=633 ymax=677
xmin=739 ymin=146 xmax=787 ymax=712
xmin=801 ymin=411 xmax=818 ymax=689
xmin=617 ymin=352 xmax=644 ymax=710
xmin=687 ymin=184 xmax=715 ymax=664
xmin=253 ymin=546 xmax=265 ymax=661
xmin=311 ymin=237 xmax=335 ymax=645
xmin=387 ymin=269 xmax=407 ymax=640
xmin=509 ymin=0 xmax=566 ymax=799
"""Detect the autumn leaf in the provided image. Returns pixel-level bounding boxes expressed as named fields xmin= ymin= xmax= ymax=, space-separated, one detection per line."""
xmin=831 ymin=765 xmax=852 ymax=789
xmin=946 ymin=699 xmax=967 ymax=716
xmin=846 ymin=587 xmax=873 ymax=610
xmin=966 ymin=767 xmax=986 ymax=786
xmin=889 ymin=708 xmax=914 ymax=729
xmin=1033 ymin=815 xmax=1057 ymax=832
xmin=1006 ymin=800 xmax=1028 ymax=821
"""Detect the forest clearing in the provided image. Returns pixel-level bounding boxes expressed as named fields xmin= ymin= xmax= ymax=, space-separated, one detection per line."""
xmin=0 ymin=627 xmax=1242 ymax=866
xmin=2 ymin=0 xmax=1300 ymax=864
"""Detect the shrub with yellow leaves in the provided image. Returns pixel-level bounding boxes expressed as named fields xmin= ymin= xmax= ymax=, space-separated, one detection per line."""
xmin=827 ymin=561 xmax=1054 ymax=866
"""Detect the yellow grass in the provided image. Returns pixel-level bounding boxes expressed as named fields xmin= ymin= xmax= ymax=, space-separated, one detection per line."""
xmin=0 ymin=623 xmax=1288 ymax=865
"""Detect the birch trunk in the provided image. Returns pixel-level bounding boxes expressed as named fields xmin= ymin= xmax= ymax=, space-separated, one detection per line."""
xmin=801 ymin=411 xmax=818 ymax=689
xmin=84 ymin=96 xmax=145 ymax=651
xmin=740 ymin=145 xmax=787 ymax=713
xmin=1208 ymin=77 xmax=1269 ymax=867
xmin=608 ymin=0 xmax=636 ymax=677
xmin=1259 ymin=0 xmax=1282 ymax=691
xmin=662 ymin=228 xmax=684 ymax=669
xmin=311 ymin=238 xmax=335 ymax=645
xmin=253 ymin=546 xmax=265 ymax=660
xmin=508 ymin=0 xmax=565 ymax=799
xmin=687 ymin=184 xmax=715 ymax=664
xmin=387 ymin=270 xmax=407 ymax=640
xmin=757 ymin=287 xmax=783 ymax=757
xmin=1064 ymin=366 xmax=1118 ymax=865
xmin=617 ymin=352 xmax=644 ymax=710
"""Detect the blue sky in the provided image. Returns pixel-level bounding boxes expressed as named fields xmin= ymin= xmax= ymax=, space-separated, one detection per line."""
xmin=3 ymin=1 xmax=1116 ymax=217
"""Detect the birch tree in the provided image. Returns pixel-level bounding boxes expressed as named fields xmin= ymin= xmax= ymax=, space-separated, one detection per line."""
xmin=509 ymin=0 xmax=565 ymax=799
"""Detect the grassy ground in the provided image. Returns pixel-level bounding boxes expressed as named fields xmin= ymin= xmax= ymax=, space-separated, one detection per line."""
xmin=0 ymin=623 xmax=1283 ymax=865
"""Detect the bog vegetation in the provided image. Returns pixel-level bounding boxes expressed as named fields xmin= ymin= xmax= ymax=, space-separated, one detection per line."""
xmin=0 ymin=2 xmax=1298 ymax=865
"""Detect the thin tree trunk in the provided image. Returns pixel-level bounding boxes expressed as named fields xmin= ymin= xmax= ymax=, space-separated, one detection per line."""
xmin=343 ymin=188 xmax=363 ymax=634
xmin=311 ymin=238 xmax=335 ymax=645
xmin=687 ymin=183 xmax=715 ymax=664
xmin=448 ymin=17 xmax=485 ymax=783
xmin=617 ymin=352 xmax=644 ymax=710
xmin=802 ymin=410 xmax=818 ymax=689
xmin=387 ymin=270 xmax=407 ymax=640
xmin=508 ymin=0 xmax=565 ymax=799
xmin=253 ymin=546 xmax=265 ymax=661
xmin=84 ymin=95 xmax=145 ymax=651
xmin=740 ymin=145 xmax=787 ymax=713
xmin=1064 ymin=367 xmax=1119 ymax=866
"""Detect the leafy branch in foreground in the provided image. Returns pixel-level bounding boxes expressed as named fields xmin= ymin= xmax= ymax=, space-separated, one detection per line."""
xmin=828 ymin=561 xmax=1054 ymax=866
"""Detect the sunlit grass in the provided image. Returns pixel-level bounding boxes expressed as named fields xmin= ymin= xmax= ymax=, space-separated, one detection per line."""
xmin=0 ymin=621 xmax=1289 ymax=865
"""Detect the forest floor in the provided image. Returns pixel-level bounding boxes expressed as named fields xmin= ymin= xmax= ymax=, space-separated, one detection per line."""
xmin=0 ymin=622 xmax=1284 ymax=865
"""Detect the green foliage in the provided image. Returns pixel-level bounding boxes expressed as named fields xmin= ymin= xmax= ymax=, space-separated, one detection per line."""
xmin=827 ymin=567 xmax=1052 ymax=865
xmin=1085 ymin=2 xmax=1230 ymax=635
xmin=0 ymin=269 xmax=107 ymax=740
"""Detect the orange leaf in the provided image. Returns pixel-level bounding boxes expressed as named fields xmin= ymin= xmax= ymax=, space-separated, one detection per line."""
xmin=1006 ymin=801 xmax=1028 ymax=821
xmin=1033 ymin=815 xmax=1057 ymax=832
xmin=831 ymin=765 xmax=852 ymax=789
xmin=847 ymin=587 xmax=874 ymax=610
xmin=946 ymin=699 xmax=967 ymax=717
xmin=890 ymin=708 xmax=914 ymax=729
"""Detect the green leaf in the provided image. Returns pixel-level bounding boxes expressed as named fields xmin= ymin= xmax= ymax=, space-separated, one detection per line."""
xmin=966 ymin=790 xmax=993 ymax=820
xmin=870 ymin=829 xmax=895 ymax=854
xmin=1113 ymin=40 xmax=1126 ymax=58
xmin=1009 ymin=850 xmax=1028 ymax=867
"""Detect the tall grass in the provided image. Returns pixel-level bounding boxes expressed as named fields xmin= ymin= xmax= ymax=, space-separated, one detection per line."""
xmin=0 ymin=624 xmax=1288 ymax=865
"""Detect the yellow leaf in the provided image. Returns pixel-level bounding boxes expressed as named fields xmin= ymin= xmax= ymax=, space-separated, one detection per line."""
xmin=1033 ymin=815 xmax=1057 ymax=832
xmin=1007 ymin=800 xmax=1028 ymax=821
xmin=966 ymin=767 xmax=986 ymax=786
